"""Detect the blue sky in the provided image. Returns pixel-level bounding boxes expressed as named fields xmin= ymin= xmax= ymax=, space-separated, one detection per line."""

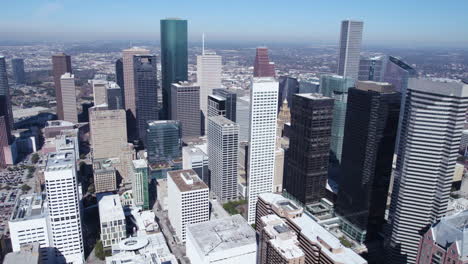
xmin=1 ymin=0 xmax=467 ymax=47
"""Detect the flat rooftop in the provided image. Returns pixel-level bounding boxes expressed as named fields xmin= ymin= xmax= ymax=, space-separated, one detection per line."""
xmin=296 ymin=93 xmax=332 ymax=100
xmin=132 ymin=159 xmax=148 ymax=169
xmin=45 ymin=151 xmax=75 ymax=171
xmin=168 ymin=169 xmax=208 ymax=192
xmin=187 ymin=214 xmax=256 ymax=255
xmin=99 ymin=194 xmax=125 ymax=223
xmin=208 ymin=94 xmax=225 ymax=101
xmin=94 ymin=158 xmax=117 ymax=172
xmin=172 ymin=81 xmax=199 ymax=88
xmin=356 ymin=81 xmax=395 ymax=93
xmin=209 ymin=115 xmax=238 ymax=126
xmin=409 ymin=78 xmax=468 ymax=97
xmin=252 ymin=76 xmax=276 ymax=83
xmin=10 ymin=194 xmax=46 ymax=221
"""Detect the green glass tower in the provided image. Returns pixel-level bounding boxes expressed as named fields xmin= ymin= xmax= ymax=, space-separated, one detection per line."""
xmin=132 ymin=159 xmax=149 ymax=210
xmin=160 ymin=18 xmax=188 ymax=119
xmin=319 ymin=74 xmax=354 ymax=163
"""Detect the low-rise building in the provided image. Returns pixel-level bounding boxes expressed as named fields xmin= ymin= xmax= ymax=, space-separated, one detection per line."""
xmin=93 ymin=158 xmax=117 ymax=193
xmin=98 ymin=194 xmax=126 ymax=248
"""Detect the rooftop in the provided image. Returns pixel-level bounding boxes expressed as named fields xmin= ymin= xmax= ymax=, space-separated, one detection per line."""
xmin=3 ymin=244 xmax=40 ymax=264
xmin=61 ymin=72 xmax=74 ymax=79
xmin=98 ymin=194 xmax=125 ymax=223
xmin=209 ymin=115 xmax=238 ymax=126
xmin=46 ymin=120 xmax=75 ymax=128
xmin=132 ymin=159 xmax=148 ymax=169
xmin=13 ymin=107 xmax=50 ymax=119
xmin=10 ymin=194 xmax=46 ymax=221
xmin=172 ymin=81 xmax=199 ymax=88
xmin=93 ymin=158 xmax=117 ymax=172
xmin=356 ymin=81 xmax=396 ymax=93
xmin=45 ymin=151 xmax=75 ymax=171
xmin=252 ymin=76 xmax=277 ymax=83
xmin=431 ymin=210 xmax=468 ymax=260
xmin=187 ymin=214 xmax=256 ymax=255
xmin=296 ymin=93 xmax=332 ymax=100
xmin=409 ymin=78 xmax=468 ymax=97
xmin=168 ymin=169 xmax=208 ymax=192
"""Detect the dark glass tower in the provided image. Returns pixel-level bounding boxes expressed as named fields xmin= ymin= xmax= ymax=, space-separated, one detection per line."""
xmin=133 ymin=55 xmax=159 ymax=143
xmin=0 ymin=57 xmax=13 ymax=131
xmin=278 ymin=76 xmax=299 ymax=113
xmin=11 ymin=58 xmax=25 ymax=84
xmin=115 ymin=58 xmax=125 ymax=109
xmin=160 ymin=18 xmax=188 ymax=119
xmin=336 ymin=81 xmax=400 ymax=243
xmin=52 ymin=53 xmax=72 ymax=121
xmin=146 ymin=120 xmax=182 ymax=164
xmin=284 ymin=93 xmax=334 ymax=204
xmin=212 ymin=88 xmax=237 ymax=122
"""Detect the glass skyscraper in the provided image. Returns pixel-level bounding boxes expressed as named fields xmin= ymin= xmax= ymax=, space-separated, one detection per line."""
xmin=319 ymin=74 xmax=354 ymax=163
xmin=11 ymin=58 xmax=25 ymax=84
xmin=146 ymin=120 xmax=182 ymax=164
xmin=160 ymin=18 xmax=188 ymax=119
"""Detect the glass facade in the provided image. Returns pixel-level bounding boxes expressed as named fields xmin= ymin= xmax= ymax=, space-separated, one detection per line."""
xmin=160 ymin=19 xmax=188 ymax=119
xmin=319 ymin=74 xmax=354 ymax=163
xmin=146 ymin=120 xmax=182 ymax=164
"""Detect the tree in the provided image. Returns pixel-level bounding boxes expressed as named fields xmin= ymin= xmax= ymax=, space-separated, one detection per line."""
xmin=21 ymin=184 xmax=32 ymax=192
xmin=94 ymin=240 xmax=105 ymax=260
xmin=31 ymin=153 xmax=40 ymax=164
xmin=87 ymin=184 xmax=95 ymax=194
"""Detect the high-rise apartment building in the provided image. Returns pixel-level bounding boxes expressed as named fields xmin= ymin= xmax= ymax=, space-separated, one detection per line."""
xmin=320 ymin=74 xmax=354 ymax=163
xmin=52 ymin=53 xmax=72 ymax=120
xmin=336 ymin=81 xmax=400 ymax=243
xmin=213 ymin=89 xmax=236 ymax=122
xmin=171 ymin=82 xmax=200 ymax=140
xmin=59 ymin=73 xmax=78 ymax=123
xmin=131 ymin=159 xmax=149 ymax=210
xmin=284 ymin=93 xmax=334 ymax=204
xmin=133 ymin=54 xmax=159 ymax=142
xmin=358 ymin=56 xmax=386 ymax=82
xmin=167 ymin=169 xmax=209 ymax=242
xmin=98 ymin=194 xmax=126 ymax=248
xmin=278 ymin=76 xmax=299 ymax=113
xmin=337 ymin=20 xmax=363 ymax=80
xmin=115 ymin=58 xmax=125 ymax=108
xmin=122 ymin=47 xmax=150 ymax=126
xmin=208 ymin=116 xmax=239 ymax=201
xmin=11 ymin=58 xmax=25 ymax=84
xmin=246 ymin=77 xmax=279 ymax=224
xmin=387 ymin=79 xmax=468 ymax=263
xmin=44 ymin=151 xmax=84 ymax=264
xmin=0 ymin=56 xmax=13 ymax=130
xmin=253 ymin=47 xmax=275 ymax=77
xmin=146 ymin=120 xmax=182 ymax=164
xmin=89 ymin=106 xmax=127 ymax=159
xmin=161 ymin=18 xmax=188 ymax=119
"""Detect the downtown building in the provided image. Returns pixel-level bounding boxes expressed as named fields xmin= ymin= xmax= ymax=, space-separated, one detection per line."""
xmin=246 ymin=77 xmax=279 ymax=224
xmin=93 ymin=158 xmax=117 ymax=193
xmin=98 ymin=194 xmax=126 ymax=248
xmin=283 ymin=93 xmax=334 ymax=204
xmin=171 ymin=82 xmax=201 ymax=140
xmin=207 ymin=115 xmax=239 ymax=201
xmin=52 ymin=53 xmax=72 ymax=121
xmin=161 ymin=18 xmax=188 ymax=119
xmin=167 ymin=169 xmax=209 ymax=242
xmin=337 ymin=20 xmax=364 ymax=80
xmin=0 ymin=57 xmax=14 ymax=168
xmin=253 ymin=47 xmax=275 ymax=77
xmin=197 ymin=50 xmax=222 ymax=133
xmin=44 ymin=151 xmax=84 ymax=264
xmin=115 ymin=58 xmax=125 ymax=106
xmin=358 ymin=55 xmax=386 ymax=82
xmin=278 ymin=76 xmax=300 ymax=113
xmin=146 ymin=120 xmax=182 ymax=164
xmin=335 ymin=81 xmax=400 ymax=243
xmin=387 ymin=79 xmax=468 ymax=263
xmin=212 ymin=88 xmax=237 ymax=121
xmin=59 ymin=73 xmax=78 ymax=123
xmin=131 ymin=159 xmax=149 ymax=210
xmin=11 ymin=58 xmax=25 ymax=84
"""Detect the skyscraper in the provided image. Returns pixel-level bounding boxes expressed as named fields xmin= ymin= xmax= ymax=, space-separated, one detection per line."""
xmin=208 ymin=115 xmax=239 ymax=201
xmin=146 ymin=120 xmax=182 ymax=164
xmin=246 ymin=77 xmax=278 ymax=224
xmin=337 ymin=20 xmax=363 ymax=80
xmin=91 ymin=79 xmax=108 ymax=106
xmin=11 ymin=58 xmax=25 ymax=84
xmin=0 ymin=115 xmax=11 ymax=168
xmin=197 ymin=51 xmax=222 ymax=133
xmin=106 ymin=82 xmax=123 ymax=110
xmin=122 ymin=47 xmax=149 ymax=129
xmin=213 ymin=88 xmax=237 ymax=122
xmin=131 ymin=159 xmax=149 ymax=210
xmin=283 ymin=93 xmax=334 ymax=204
xmin=0 ymin=56 xmax=13 ymax=130
xmin=44 ymin=151 xmax=84 ymax=264
xmin=278 ymin=76 xmax=299 ymax=113
xmin=358 ymin=56 xmax=386 ymax=82
xmin=52 ymin=53 xmax=72 ymax=120
xmin=319 ymin=74 xmax=354 ymax=163
xmin=336 ymin=81 xmax=400 ymax=243
xmin=115 ymin=58 xmax=125 ymax=108
xmin=59 ymin=73 xmax=78 ymax=123
xmin=89 ymin=106 xmax=127 ymax=159
xmin=161 ymin=18 xmax=188 ymax=119
xmin=253 ymin=47 xmax=275 ymax=77
xmin=133 ymin=54 xmax=159 ymax=142
xmin=387 ymin=79 xmax=468 ymax=263
xmin=171 ymin=82 xmax=200 ymax=140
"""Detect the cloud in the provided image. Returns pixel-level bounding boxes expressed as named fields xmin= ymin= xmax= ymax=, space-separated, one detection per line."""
xmin=35 ymin=1 xmax=64 ymax=17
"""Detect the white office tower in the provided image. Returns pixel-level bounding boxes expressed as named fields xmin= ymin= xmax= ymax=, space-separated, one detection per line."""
xmin=197 ymin=51 xmax=222 ymax=133
xmin=91 ymin=79 xmax=108 ymax=106
xmin=8 ymin=194 xmax=51 ymax=263
xmin=337 ymin=20 xmax=364 ymax=80
xmin=98 ymin=194 xmax=126 ymax=248
xmin=59 ymin=73 xmax=78 ymax=123
xmin=45 ymin=151 xmax=84 ymax=264
xmin=186 ymin=215 xmax=257 ymax=264
xmin=167 ymin=169 xmax=209 ymax=242
xmin=387 ymin=79 xmax=468 ymax=264
xmin=246 ymin=77 xmax=279 ymax=224
xmin=208 ymin=116 xmax=239 ymax=201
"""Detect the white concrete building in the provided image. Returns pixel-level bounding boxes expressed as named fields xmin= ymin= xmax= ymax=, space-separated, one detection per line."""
xmin=98 ymin=194 xmax=126 ymax=248
xmin=208 ymin=115 xmax=239 ymax=201
xmin=182 ymin=146 xmax=209 ymax=184
xmin=90 ymin=79 xmax=108 ymax=106
xmin=186 ymin=214 xmax=257 ymax=264
xmin=246 ymin=77 xmax=279 ymax=224
xmin=8 ymin=194 xmax=51 ymax=263
xmin=45 ymin=151 xmax=84 ymax=264
xmin=197 ymin=51 xmax=222 ymax=132
xmin=387 ymin=79 xmax=468 ymax=263
xmin=337 ymin=20 xmax=363 ymax=80
xmin=59 ymin=73 xmax=78 ymax=123
xmin=167 ymin=169 xmax=209 ymax=242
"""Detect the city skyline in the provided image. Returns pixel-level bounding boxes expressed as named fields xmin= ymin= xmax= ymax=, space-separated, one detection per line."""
xmin=1 ymin=1 xmax=467 ymax=48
